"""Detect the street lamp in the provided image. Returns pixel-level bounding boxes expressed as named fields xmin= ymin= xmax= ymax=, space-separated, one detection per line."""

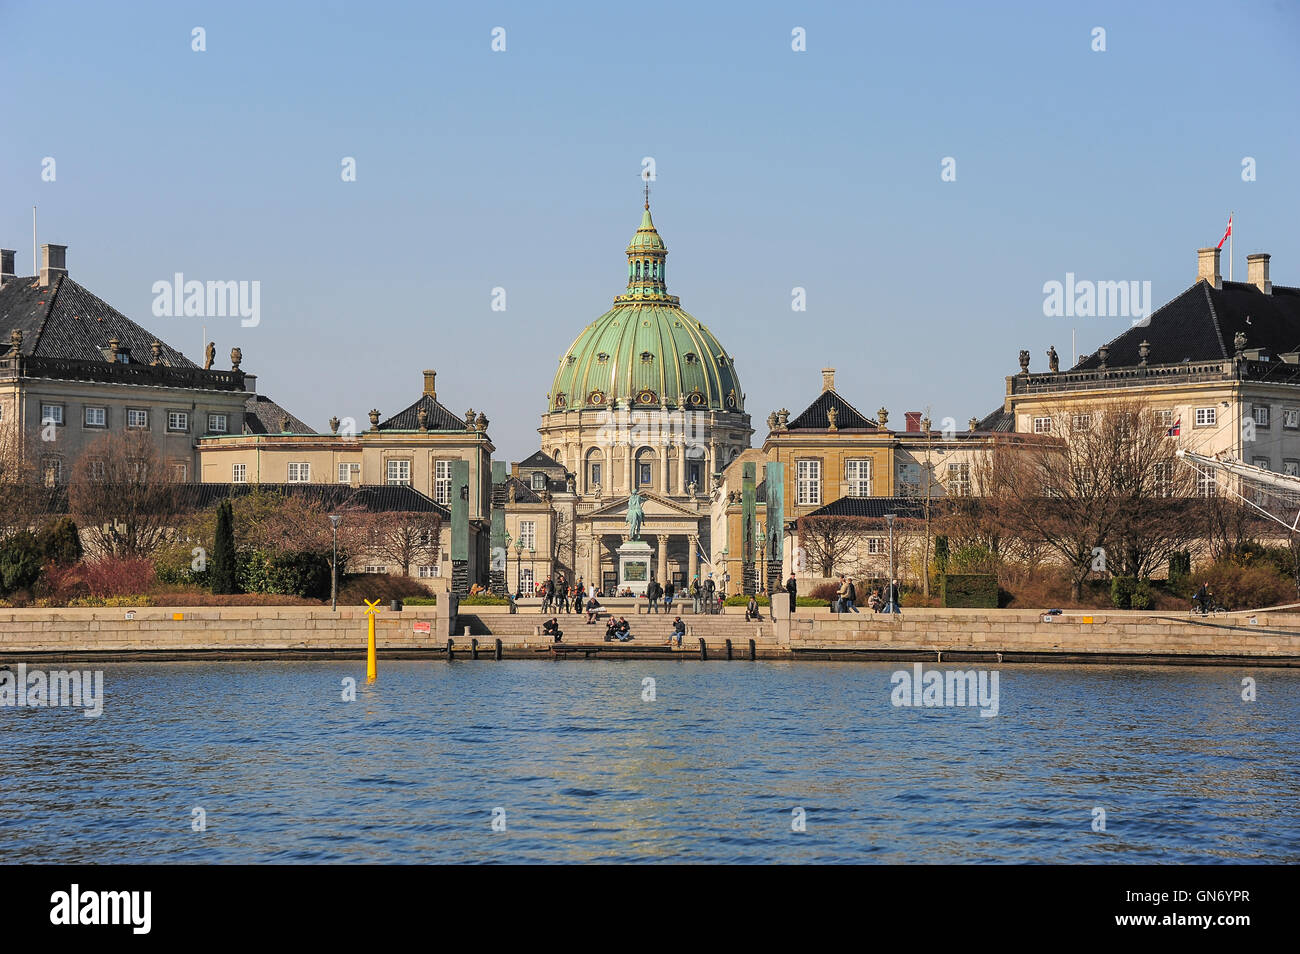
xmin=328 ymin=513 xmax=342 ymax=611
xmin=885 ymin=513 xmax=896 ymax=613
xmin=514 ymin=536 xmax=524 ymax=597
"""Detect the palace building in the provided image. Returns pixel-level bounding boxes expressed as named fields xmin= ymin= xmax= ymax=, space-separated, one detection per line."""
xmin=504 ymin=198 xmax=753 ymax=595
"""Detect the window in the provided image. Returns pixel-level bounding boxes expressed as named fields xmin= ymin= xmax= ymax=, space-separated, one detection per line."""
xmin=417 ymin=565 xmax=440 ymax=578
xmin=866 ymin=537 xmax=884 ymax=555
xmin=1032 ymin=416 xmax=1052 ymax=434
xmin=1155 ymin=408 xmax=1175 ymax=428
xmin=845 ymin=459 xmax=872 ymax=497
xmin=435 ymin=460 xmax=452 ymax=505
xmin=232 ymin=463 xmax=247 ymax=483
xmin=1285 ymin=409 xmax=1300 ymax=430
xmin=519 ymin=568 xmax=534 ymax=593
xmin=947 ymin=462 xmax=971 ymax=497
xmin=796 ymin=459 xmax=821 ymax=506
xmin=531 ymin=472 xmax=546 ymax=491
xmin=127 ymin=408 xmax=149 ymax=429
xmin=1195 ymin=407 xmax=1216 ymax=427
xmin=897 ymin=462 xmax=921 ymax=496
xmin=1197 ymin=470 xmax=1217 ymax=497
xmin=638 ymin=462 xmax=652 ymax=487
xmin=590 ymin=462 xmax=602 ymax=487
xmin=1152 ymin=461 xmax=1172 ymax=497
xmin=688 ymin=461 xmax=701 ymax=488
xmin=387 ymin=459 xmax=411 ymax=485
xmin=40 ymin=404 xmax=63 ymax=426
xmin=1253 ymin=405 xmax=1271 ymax=428
xmin=83 ymin=406 xmax=106 ymax=428
xmin=1071 ymin=413 xmax=1092 ymax=430
xmin=167 ymin=410 xmax=189 ymax=432
xmin=88 ymin=459 xmax=106 ymax=481
xmin=287 ymin=462 xmax=310 ymax=482
xmin=207 ymin=413 xmax=228 ymax=433
xmin=519 ymin=520 xmax=536 ymax=551
xmin=338 ymin=462 xmax=359 ymax=483
xmin=1285 ymin=460 xmax=1300 ymax=478
xmin=1253 ymin=457 xmax=1271 ymax=471
xmin=363 ymin=565 xmax=387 ymax=574
xmin=170 ymin=462 xmax=188 ymax=481
xmin=43 ymin=458 xmax=61 ymax=486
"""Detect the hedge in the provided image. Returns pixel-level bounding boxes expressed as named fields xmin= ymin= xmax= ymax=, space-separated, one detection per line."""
xmin=940 ymin=573 xmax=998 ymax=608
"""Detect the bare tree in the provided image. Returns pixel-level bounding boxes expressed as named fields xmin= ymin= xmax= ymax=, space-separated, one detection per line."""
xmin=353 ymin=510 xmax=442 ymax=576
xmin=0 ymin=423 xmax=47 ymax=540
xmin=69 ymin=431 xmax=181 ymax=558
xmin=797 ymin=513 xmax=870 ymax=577
xmin=984 ymin=400 xmax=1199 ymax=599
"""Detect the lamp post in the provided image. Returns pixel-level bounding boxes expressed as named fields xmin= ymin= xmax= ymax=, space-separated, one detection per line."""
xmin=529 ymin=546 xmax=536 ymax=596
xmin=328 ymin=514 xmax=342 ymax=611
xmin=757 ymin=521 xmax=766 ymax=594
xmin=514 ymin=537 xmax=524 ymax=597
xmin=885 ymin=513 xmax=896 ymax=613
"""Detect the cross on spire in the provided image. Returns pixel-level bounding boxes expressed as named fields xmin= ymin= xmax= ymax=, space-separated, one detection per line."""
xmin=643 ymin=171 xmax=651 ymax=210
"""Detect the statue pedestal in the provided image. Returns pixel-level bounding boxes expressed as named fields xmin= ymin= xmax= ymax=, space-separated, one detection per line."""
xmin=616 ymin=540 xmax=653 ymax=596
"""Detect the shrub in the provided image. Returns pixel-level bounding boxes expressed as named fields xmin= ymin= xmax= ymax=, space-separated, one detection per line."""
xmin=724 ymin=594 xmax=770 ymax=606
xmin=403 ymin=596 xmax=438 ymax=606
xmin=459 ymin=593 xmax=510 ymax=605
xmin=40 ymin=517 xmax=83 ymax=566
xmin=808 ymin=582 xmax=840 ymax=601
xmin=79 ymin=557 xmax=156 ymax=597
xmin=336 ymin=572 xmax=431 ymax=605
xmin=1110 ymin=577 xmax=1136 ymax=609
xmin=0 ymin=532 xmax=44 ymax=596
xmin=1130 ymin=581 xmax=1155 ymax=611
xmin=940 ymin=573 xmax=998 ymax=608
xmin=1168 ymin=550 xmax=1192 ymax=581
xmin=210 ymin=500 xmax=238 ymax=595
xmin=1200 ymin=561 xmax=1294 ymax=611
xmin=933 ymin=536 xmax=949 ymax=573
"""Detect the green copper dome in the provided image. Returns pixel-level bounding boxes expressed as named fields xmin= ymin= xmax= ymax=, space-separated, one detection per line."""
xmin=547 ymin=203 xmax=745 ymax=415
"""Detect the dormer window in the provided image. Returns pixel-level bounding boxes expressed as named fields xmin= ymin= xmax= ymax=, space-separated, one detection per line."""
xmin=684 ymin=352 xmax=697 ymax=364
xmin=531 ymin=473 xmax=546 ymax=491
xmin=640 ymin=351 xmax=653 ymax=363
xmin=566 ymin=355 xmax=576 ymax=365
xmin=596 ymin=352 xmax=609 ymax=363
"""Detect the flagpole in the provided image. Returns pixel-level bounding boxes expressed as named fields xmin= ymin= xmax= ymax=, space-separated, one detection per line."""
xmin=1229 ymin=210 xmax=1234 ymax=282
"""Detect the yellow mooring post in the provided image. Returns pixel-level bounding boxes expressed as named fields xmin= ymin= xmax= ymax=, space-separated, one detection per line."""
xmin=364 ymin=599 xmax=381 ymax=682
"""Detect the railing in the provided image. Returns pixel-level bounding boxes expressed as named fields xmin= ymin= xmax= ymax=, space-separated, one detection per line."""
xmin=0 ymin=355 xmax=247 ymax=391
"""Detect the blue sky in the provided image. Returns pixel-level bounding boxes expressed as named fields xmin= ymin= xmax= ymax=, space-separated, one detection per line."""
xmin=2 ymin=0 xmax=1297 ymax=460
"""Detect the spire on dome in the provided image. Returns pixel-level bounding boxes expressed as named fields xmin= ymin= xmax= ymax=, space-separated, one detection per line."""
xmin=620 ymin=190 xmax=671 ymax=303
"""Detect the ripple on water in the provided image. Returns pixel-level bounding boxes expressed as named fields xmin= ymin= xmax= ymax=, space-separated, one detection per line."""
xmin=1 ymin=660 xmax=1297 ymax=863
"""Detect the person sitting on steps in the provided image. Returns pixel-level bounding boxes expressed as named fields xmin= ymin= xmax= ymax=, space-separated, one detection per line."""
xmin=542 ymin=617 xmax=563 ymax=643
xmin=667 ymin=616 xmax=686 ymax=647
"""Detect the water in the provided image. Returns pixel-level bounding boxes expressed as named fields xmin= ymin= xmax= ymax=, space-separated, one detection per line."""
xmin=3 ymin=661 xmax=1297 ymax=863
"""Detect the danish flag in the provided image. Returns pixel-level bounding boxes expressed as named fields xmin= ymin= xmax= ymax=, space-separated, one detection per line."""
xmin=1216 ymin=214 xmax=1232 ymax=251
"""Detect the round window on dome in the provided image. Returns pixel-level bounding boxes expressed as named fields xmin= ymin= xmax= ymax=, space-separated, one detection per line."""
xmin=588 ymin=390 xmax=604 ymax=405
xmin=637 ymin=389 xmax=657 ymax=405
xmin=555 ymin=393 xmax=567 ymax=408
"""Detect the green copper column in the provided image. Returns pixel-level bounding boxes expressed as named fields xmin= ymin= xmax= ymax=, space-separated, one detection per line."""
xmin=742 ymin=461 xmax=756 ymax=596
xmin=451 ymin=459 xmax=470 ymax=595
xmin=765 ymin=461 xmax=785 ymax=594
xmin=490 ymin=460 xmax=507 ymax=595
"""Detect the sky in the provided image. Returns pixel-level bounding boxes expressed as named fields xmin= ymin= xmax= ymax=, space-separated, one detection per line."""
xmin=2 ymin=0 xmax=1298 ymax=461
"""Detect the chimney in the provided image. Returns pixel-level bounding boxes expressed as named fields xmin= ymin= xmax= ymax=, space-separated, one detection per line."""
xmin=1247 ymin=253 xmax=1272 ymax=294
xmin=904 ymin=411 xmax=922 ymax=433
xmin=821 ymin=367 xmax=835 ymax=392
xmin=423 ymin=369 xmax=437 ymax=398
xmin=1197 ymin=247 xmax=1221 ymax=289
xmin=0 ymin=250 xmax=15 ymax=287
xmin=39 ymin=244 xmax=67 ymax=287
xmin=243 ymin=373 xmax=257 ymax=393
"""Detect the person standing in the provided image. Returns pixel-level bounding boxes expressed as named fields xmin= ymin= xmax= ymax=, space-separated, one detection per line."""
xmin=647 ymin=578 xmax=662 ymax=614
xmin=844 ymin=577 xmax=860 ymax=613
xmin=703 ymin=576 xmax=716 ymax=615
xmin=691 ymin=576 xmax=702 ymax=614
xmin=542 ymin=576 xmax=553 ymax=614
xmin=785 ymin=573 xmax=797 ymax=615
xmin=664 ymin=579 xmax=675 ymax=613
xmin=885 ymin=578 xmax=901 ymax=614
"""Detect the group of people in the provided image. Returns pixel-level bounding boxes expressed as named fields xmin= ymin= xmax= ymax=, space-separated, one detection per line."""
xmin=833 ymin=575 xmax=902 ymax=614
xmin=604 ymin=617 xmax=633 ymax=642
xmin=534 ymin=575 xmax=589 ymax=614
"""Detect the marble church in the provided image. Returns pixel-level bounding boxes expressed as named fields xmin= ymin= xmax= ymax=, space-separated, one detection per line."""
xmin=503 ymin=197 xmax=753 ymax=595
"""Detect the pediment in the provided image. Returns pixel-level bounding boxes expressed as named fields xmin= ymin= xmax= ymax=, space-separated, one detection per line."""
xmin=586 ymin=491 xmax=698 ymax=520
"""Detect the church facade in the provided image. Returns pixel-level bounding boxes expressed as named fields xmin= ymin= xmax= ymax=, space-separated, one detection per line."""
xmin=504 ymin=199 xmax=753 ymax=595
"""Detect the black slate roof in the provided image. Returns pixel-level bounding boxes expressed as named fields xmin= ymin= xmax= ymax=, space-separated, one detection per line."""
xmin=378 ymin=394 xmax=466 ymax=431
xmin=0 ymin=274 xmax=195 ymax=366
xmin=787 ymin=389 xmax=879 ymax=430
xmin=176 ymin=483 xmax=448 ymax=516
xmin=802 ymin=496 xmax=926 ymax=520
xmin=976 ymin=408 xmax=1015 ymax=433
xmin=518 ymin=450 xmax=562 ymax=469
xmin=243 ymin=394 xmax=314 ymax=435
xmin=1073 ymin=280 xmax=1300 ymax=370
xmin=504 ymin=475 xmax=544 ymax=503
